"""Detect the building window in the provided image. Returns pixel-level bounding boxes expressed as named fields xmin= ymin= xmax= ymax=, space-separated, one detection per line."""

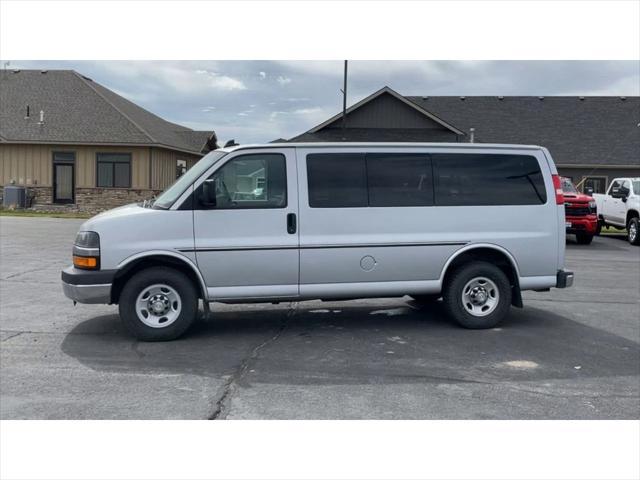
xmin=176 ymin=159 xmax=187 ymax=179
xmin=97 ymin=153 xmax=131 ymax=188
xmin=583 ymin=176 xmax=608 ymax=194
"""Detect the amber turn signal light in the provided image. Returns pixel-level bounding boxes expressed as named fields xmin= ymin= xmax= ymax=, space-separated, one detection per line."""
xmin=73 ymin=255 xmax=98 ymax=269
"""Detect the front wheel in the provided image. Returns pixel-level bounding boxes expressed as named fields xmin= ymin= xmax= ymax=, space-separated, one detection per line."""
xmin=442 ymin=261 xmax=512 ymax=329
xmin=119 ymin=267 xmax=198 ymax=341
xmin=628 ymin=217 xmax=640 ymax=246
xmin=594 ymin=220 xmax=602 ymax=236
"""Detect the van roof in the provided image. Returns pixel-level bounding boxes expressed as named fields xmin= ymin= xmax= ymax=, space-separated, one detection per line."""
xmin=219 ymin=142 xmax=545 ymax=153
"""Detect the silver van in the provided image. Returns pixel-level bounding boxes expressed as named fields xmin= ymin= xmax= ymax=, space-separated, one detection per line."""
xmin=61 ymin=143 xmax=573 ymax=341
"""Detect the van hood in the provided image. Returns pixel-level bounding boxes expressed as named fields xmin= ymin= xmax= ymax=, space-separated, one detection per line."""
xmin=80 ymin=203 xmax=155 ymax=232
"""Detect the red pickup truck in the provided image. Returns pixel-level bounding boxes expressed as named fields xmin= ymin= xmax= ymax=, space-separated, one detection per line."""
xmin=562 ymin=177 xmax=598 ymax=244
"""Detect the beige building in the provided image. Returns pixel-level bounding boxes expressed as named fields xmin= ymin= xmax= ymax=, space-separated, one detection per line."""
xmin=0 ymin=69 xmax=216 ymax=211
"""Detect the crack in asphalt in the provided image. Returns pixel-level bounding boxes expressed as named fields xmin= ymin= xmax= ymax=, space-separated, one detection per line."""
xmin=1 ymin=331 xmax=24 ymax=342
xmin=503 ymin=384 xmax=640 ymax=399
xmin=208 ymin=302 xmax=297 ymax=420
xmin=2 ymin=263 xmax=62 ymax=280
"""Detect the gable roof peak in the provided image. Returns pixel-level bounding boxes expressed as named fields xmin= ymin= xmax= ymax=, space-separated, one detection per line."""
xmin=306 ymin=85 xmax=464 ymax=136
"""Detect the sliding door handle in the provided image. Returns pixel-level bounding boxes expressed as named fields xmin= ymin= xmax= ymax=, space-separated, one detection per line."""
xmin=286 ymin=213 xmax=297 ymax=234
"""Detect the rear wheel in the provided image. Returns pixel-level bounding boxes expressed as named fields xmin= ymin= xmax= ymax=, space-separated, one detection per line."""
xmin=119 ymin=267 xmax=198 ymax=341
xmin=628 ymin=217 xmax=640 ymax=246
xmin=442 ymin=261 xmax=511 ymax=329
xmin=576 ymin=233 xmax=594 ymax=245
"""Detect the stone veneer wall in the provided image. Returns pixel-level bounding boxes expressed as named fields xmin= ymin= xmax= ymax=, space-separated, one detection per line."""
xmin=74 ymin=188 xmax=163 ymax=213
xmin=1 ymin=185 xmax=162 ymax=214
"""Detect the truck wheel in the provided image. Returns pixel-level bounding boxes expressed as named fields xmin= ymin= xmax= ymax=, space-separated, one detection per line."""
xmin=628 ymin=217 xmax=640 ymax=246
xmin=119 ymin=267 xmax=198 ymax=341
xmin=595 ymin=220 xmax=602 ymax=236
xmin=442 ymin=261 xmax=511 ymax=329
xmin=576 ymin=233 xmax=594 ymax=245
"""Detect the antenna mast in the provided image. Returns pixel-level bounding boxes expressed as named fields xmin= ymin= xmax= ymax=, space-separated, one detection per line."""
xmin=341 ymin=60 xmax=348 ymax=140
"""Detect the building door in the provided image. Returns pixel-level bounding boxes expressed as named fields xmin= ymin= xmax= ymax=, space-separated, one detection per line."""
xmin=53 ymin=152 xmax=75 ymax=204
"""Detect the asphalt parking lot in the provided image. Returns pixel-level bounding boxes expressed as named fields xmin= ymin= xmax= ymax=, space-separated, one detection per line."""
xmin=1 ymin=216 xmax=638 ymax=419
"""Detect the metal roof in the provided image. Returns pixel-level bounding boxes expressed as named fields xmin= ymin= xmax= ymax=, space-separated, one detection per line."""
xmin=0 ymin=69 xmax=216 ymax=155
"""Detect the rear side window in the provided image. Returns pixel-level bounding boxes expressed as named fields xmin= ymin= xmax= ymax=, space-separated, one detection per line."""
xmin=307 ymin=153 xmax=433 ymax=208
xmin=307 ymin=153 xmax=367 ymax=207
xmin=367 ymin=154 xmax=433 ymax=207
xmin=433 ymin=154 xmax=547 ymax=206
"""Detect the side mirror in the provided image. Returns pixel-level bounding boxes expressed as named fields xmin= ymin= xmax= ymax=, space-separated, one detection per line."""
xmin=201 ymin=179 xmax=217 ymax=207
xmin=585 ymin=187 xmax=594 ymax=196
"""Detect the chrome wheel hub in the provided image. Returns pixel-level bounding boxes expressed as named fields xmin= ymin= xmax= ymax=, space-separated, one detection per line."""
xmin=630 ymin=222 xmax=637 ymax=242
xmin=462 ymin=277 xmax=499 ymax=317
xmin=136 ymin=284 xmax=182 ymax=328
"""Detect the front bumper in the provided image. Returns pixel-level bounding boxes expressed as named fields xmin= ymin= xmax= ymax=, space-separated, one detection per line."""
xmin=566 ymin=215 xmax=598 ymax=235
xmin=61 ymin=266 xmax=116 ymax=304
xmin=556 ymin=269 xmax=574 ymax=288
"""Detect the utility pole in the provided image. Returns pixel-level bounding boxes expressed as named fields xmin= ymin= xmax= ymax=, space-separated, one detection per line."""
xmin=341 ymin=60 xmax=348 ymax=140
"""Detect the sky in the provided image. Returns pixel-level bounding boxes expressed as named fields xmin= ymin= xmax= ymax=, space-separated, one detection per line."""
xmin=4 ymin=60 xmax=639 ymax=145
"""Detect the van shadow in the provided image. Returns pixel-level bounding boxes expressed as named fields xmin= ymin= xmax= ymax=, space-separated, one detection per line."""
xmin=60 ymin=300 xmax=640 ymax=387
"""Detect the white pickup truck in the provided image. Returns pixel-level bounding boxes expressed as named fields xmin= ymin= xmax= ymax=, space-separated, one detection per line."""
xmin=592 ymin=177 xmax=640 ymax=245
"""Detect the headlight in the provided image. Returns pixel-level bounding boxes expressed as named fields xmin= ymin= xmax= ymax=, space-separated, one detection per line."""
xmin=588 ymin=200 xmax=597 ymax=213
xmin=73 ymin=231 xmax=100 ymax=270
xmin=75 ymin=231 xmax=100 ymax=248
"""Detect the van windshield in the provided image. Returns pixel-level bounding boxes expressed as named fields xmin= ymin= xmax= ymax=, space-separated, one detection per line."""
xmin=152 ymin=151 xmax=227 ymax=209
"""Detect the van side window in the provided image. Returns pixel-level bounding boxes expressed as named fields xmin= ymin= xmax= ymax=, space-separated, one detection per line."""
xmin=307 ymin=153 xmax=433 ymax=208
xmin=198 ymin=153 xmax=287 ymax=209
xmin=307 ymin=153 xmax=368 ymax=208
xmin=367 ymin=154 xmax=433 ymax=207
xmin=433 ymin=154 xmax=547 ymax=206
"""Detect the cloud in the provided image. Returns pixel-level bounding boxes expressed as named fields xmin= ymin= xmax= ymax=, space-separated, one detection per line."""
xmin=292 ymin=107 xmax=323 ymax=115
xmin=269 ymin=111 xmax=288 ymax=121
xmin=196 ymin=69 xmax=247 ymax=91
xmin=276 ymin=75 xmax=292 ymax=86
xmin=259 ymin=71 xmax=266 ymax=79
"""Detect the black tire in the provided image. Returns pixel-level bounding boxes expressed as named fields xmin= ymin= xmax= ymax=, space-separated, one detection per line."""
xmin=595 ymin=220 xmax=602 ymax=236
xmin=576 ymin=233 xmax=594 ymax=245
xmin=628 ymin=217 xmax=640 ymax=246
xmin=410 ymin=294 xmax=441 ymax=304
xmin=119 ymin=267 xmax=198 ymax=341
xmin=442 ymin=261 xmax=512 ymax=329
